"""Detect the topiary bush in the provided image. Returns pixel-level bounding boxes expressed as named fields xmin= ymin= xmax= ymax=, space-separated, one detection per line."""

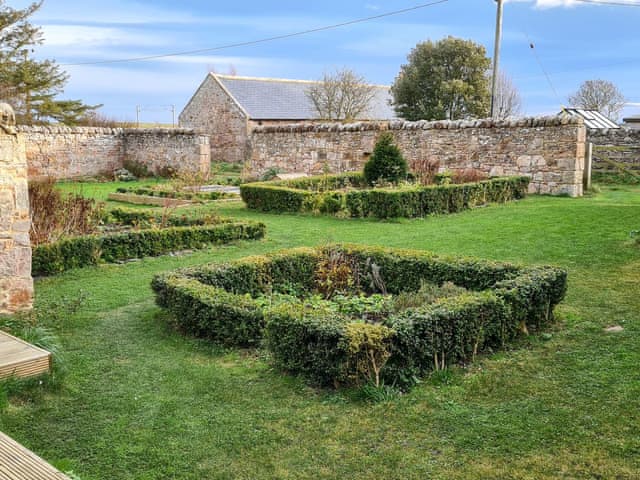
xmin=363 ymin=132 xmax=408 ymax=186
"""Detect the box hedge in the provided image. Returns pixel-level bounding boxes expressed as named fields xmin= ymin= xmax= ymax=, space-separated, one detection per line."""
xmin=240 ymin=173 xmax=530 ymax=218
xmin=33 ymin=221 xmax=266 ymax=276
xmin=151 ymin=244 xmax=567 ymax=388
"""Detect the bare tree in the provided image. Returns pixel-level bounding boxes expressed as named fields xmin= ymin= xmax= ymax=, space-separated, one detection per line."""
xmin=492 ymin=72 xmax=523 ymax=120
xmin=307 ymin=68 xmax=377 ymax=121
xmin=568 ymin=79 xmax=626 ymax=121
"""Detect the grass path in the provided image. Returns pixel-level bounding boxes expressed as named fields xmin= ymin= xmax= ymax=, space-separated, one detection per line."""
xmin=1 ymin=187 xmax=639 ymax=479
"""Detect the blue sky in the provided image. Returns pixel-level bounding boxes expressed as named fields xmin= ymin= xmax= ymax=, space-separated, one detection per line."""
xmin=15 ymin=0 xmax=640 ymax=123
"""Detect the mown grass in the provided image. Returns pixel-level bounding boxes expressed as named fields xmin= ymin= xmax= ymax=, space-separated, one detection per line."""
xmin=1 ymin=185 xmax=639 ymax=479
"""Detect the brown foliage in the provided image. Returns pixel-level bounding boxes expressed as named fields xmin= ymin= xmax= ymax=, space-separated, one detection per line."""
xmin=450 ymin=168 xmax=488 ymax=184
xmin=29 ymin=178 xmax=104 ymax=245
xmin=411 ymin=158 xmax=440 ymax=185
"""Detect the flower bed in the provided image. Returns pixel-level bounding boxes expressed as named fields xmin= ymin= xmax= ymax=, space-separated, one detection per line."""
xmin=152 ymin=244 xmax=567 ymax=388
xmin=240 ymin=173 xmax=530 ymax=218
xmin=33 ymin=209 xmax=266 ymax=276
xmin=114 ymin=186 xmax=237 ymax=201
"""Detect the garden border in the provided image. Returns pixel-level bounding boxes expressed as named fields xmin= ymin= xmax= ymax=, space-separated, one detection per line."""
xmin=33 ymin=219 xmax=266 ymax=276
xmin=152 ymin=244 xmax=567 ymax=387
xmin=240 ymin=173 xmax=530 ymax=218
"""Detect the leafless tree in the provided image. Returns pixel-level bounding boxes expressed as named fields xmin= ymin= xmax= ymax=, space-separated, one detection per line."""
xmin=307 ymin=68 xmax=377 ymax=121
xmin=492 ymin=72 xmax=523 ymax=120
xmin=568 ymin=79 xmax=626 ymax=121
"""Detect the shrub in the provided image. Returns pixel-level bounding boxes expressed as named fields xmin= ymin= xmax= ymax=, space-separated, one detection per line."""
xmin=363 ymin=132 xmax=408 ymax=185
xmin=152 ymin=244 xmax=567 ymax=389
xmin=32 ymin=221 xmax=266 ymax=276
xmin=29 ymin=178 xmax=105 ymax=246
xmin=411 ymin=158 xmax=440 ymax=185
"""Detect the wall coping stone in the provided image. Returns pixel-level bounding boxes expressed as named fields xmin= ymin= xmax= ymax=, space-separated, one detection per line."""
xmin=252 ymin=114 xmax=584 ymax=134
xmin=15 ymin=126 xmax=199 ymax=136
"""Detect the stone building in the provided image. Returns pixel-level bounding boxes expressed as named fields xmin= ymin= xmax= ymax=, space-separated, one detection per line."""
xmin=179 ymin=73 xmax=396 ymax=163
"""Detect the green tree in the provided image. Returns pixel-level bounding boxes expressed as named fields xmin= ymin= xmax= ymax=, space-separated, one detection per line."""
xmin=363 ymin=132 xmax=408 ymax=186
xmin=0 ymin=1 xmax=99 ymax=124
xmin=391 ymin=36 xmax=491 ymax=121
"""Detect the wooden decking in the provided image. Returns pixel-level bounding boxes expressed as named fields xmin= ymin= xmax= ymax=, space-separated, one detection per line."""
xmin=0 ymin=431 xmax=69 ymax=479
xmin=0 ymin=331 xmax=51 ymax=380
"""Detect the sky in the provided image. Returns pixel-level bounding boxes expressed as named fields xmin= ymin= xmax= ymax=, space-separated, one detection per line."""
xmin=12 ymin=0 xmax=640 ymax=124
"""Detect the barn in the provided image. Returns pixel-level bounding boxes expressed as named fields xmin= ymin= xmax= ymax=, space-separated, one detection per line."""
xmin=179 ymin=73 xmax=396 ymax=163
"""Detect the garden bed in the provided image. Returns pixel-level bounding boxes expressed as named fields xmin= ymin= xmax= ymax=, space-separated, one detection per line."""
xmin=33 ymin=209 xmax=266 ymax=276
xmin=240 ymin=173 xmax=530 ymax=218
xmin=114 ymin=185 xmax=239 ymax=202
xmin=152 ymin=243 xmax=567 ymax=388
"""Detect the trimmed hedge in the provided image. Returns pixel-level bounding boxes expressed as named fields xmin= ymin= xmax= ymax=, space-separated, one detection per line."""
xmin=33 ymin=221 xmax=266 ymax=276
xmin=107 ymin=207 xmax=230 ymax=228
xmin=240 ymin=173 xmax=530 ymax=218
xmin=152 ymin=244 xmax=567 ymax=388
xmin=115 ymin=186 xmax=236 ymax=201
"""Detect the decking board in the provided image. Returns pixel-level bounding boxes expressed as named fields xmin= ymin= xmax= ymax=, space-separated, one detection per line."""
xmin=0 ymin=331 xmax=51 ymax=380
xmin=0 ymin=432 xmax=69 ymax=479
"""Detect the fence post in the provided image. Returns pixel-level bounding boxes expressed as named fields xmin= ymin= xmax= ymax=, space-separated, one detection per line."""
xmin=584 ymin=142 xmax=593 ymax=191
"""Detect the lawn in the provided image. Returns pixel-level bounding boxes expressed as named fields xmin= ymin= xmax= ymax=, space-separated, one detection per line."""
xmin=1 ymin=185 xmax=639 ymax=479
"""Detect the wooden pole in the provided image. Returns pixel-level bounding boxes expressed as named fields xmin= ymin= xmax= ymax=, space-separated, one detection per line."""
xmin=490 ymin=0 xmax=504 ymax=119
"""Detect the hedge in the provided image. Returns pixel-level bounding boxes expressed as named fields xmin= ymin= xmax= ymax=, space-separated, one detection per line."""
xmin=240 ymin=174 xmax=530 ymax=218
xmin=107 ymin=207 xmax=231 ymax=227
xmin=115 ymin=186 xmax=236 ymax=201
xmin=33 ymin=221 xmax=266 ymax=276
xmin=151 ymin=244 xmax=567 ymax=388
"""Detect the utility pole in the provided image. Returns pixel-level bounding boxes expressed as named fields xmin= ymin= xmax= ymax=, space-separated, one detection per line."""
xmin=490 ymin=0 xmax=504 ymax=119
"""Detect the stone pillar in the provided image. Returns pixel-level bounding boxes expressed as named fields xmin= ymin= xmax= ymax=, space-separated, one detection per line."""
xmin=0 ymin=106 xmax=34 ymax=314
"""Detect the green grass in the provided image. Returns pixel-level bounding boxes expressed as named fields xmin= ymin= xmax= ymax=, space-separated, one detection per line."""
xmin=56 ymin=178 xmax=168 ymax=202
xmin=1 ymin=186 xmax=639 ymax=479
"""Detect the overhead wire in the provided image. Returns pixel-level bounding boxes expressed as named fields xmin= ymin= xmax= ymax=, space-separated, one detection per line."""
xmin=61 ymin=0 xmax=450 ymax=67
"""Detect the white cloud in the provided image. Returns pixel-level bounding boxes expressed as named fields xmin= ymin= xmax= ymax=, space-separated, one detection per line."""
xmin=41 ymin=25 xmax=171 ymax=48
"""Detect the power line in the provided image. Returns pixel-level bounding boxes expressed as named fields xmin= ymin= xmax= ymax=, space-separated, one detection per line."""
xmin=524 ymin=32 xmax=564 ymax=108
xmin=574 ymin=0 xmax=640 ymax=6
xmin=61 ymin=1 xmax=450 ymax=67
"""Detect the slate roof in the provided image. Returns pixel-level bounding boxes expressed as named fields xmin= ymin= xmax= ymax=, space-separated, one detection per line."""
xmin=214 ymin=74 xmax=397 ymax=121
xmin=623 ymin=114 xmax=640 ymax=123
xmin=562 ymin=108 xmax=619 ymax=129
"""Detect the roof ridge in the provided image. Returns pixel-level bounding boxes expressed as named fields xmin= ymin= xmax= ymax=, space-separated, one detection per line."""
xmin=212 ymin=73 xmax=389 ymax=89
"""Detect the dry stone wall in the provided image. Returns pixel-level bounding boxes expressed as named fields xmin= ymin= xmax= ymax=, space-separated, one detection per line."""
xmin=0 ymin=132 xmax=33 ymax=313
xmin=588 ymin=128 xmax=640 ymax=173
xmin=123 ymin=129 xmax=210 ymax=176
xmin=17 ymin=126 xmax=210 ymax=180
xmin=250 ymin=116 xmax=587 ymax=197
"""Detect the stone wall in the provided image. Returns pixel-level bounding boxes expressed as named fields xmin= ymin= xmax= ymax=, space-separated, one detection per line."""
xmin=0 ymin=132 xmax=33 ymax=314
xmin=123 ymin=129 xmax=210 ymax=176
xmin=250 ymin=116 xmax=586 ymax=197
xmin=588 ymin=128 xmax=640 ymax=173
xmin=179 ymin=74 xmax=249 ymax=164
xmin=17 ymin=126 xmax=210 ymax=180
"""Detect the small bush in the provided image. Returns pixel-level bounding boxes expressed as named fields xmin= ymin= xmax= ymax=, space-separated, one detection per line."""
xmin=29 ymin=178 xmax=105 ymax=246
xmin=363 ymin=132 xmax=408 ymax=186
xmin=451 ymin=168 xmax=488 ymax=184
xmin=411 ymin=158 xmax=440 ymax=185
